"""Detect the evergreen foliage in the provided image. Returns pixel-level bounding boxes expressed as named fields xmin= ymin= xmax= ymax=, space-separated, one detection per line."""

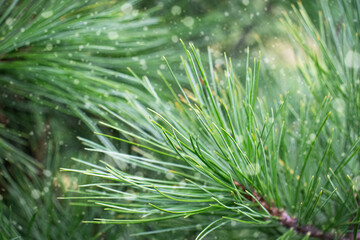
xmin=0 ymin=0 xmax=359 ymax=239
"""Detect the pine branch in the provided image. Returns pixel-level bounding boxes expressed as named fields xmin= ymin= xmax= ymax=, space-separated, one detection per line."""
xmin=233 ymin=180 xmax=353 ymax=240
xmin=2 ymin=0 xmax=358 ymax=239
xmin=65 ymin=39 xmax=359 ymax=239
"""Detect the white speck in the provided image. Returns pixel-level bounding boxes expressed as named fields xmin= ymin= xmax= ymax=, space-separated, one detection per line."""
xmin=140 ymin=59 xmax=147 ymax=70
xmin=224 ymin=12 xmax=229 ymax=16
xmin=43 ymin=186 xmax=49 ymax=193
xmin=41 ymin=10 xmax=53 ymax=19
xmin=31 ymin=189 xmax=41 ymax=199
xmin=165 ymin=172 xmax=174 ymax=180
xmin=196 ymin=224 xmax=202 ymax=230
xmin=171 ymin=35 xmax=178 ymax=43
xmin=107 ymin=31 xmax=118 ymax=40
xmin=179 ymin=180 xmax=186 ymax=187
xmin=84 ymin=102 xmax=91 ymax=109
xmin=74 ymin=79 xmax=79 ymax=85
xmin=121 ymin=3 xmax=133 ymax=14
xmin=0 ymin=194 xmax=3 ymax=201
xmin=5 ymin=18 xmax=15 ymax=26
xmin=135 ymin=171 xmax=143 ymax=177
xmin=340 ymin=83 xmax=346 ymax=92
xmin=118 ymin=162 xmax=128 ymax=171
xmin=45 ymin=43 xmax=53 ymax=51
xmin=309 ymin=133 xmax=316 ymax=142
xmin=181 ymin=16 xmax=194 ymax=28
xmin=242 ymin=0 xmax=249 ymax=5
xmin=43 ymin=169 xmax=52 ymax=177
xmin=171 ymin=6 xmax=181 ymax=15
xmin=20 ymin=28 xmax=25 ymax=32
xmin=244 ymin=163 xmax=260 ymax=176
xmin=132 ymin=9 xmax=139 ymax=17
xmin=231 ymin=220 xmax=237 ymax=226
xmin=124 ymin=194 xmax=136 ymax=201
xmin=333 ymin=98 xmax=345 ymax=114
xmin=345 ymin=50 xmax=360 ymax=69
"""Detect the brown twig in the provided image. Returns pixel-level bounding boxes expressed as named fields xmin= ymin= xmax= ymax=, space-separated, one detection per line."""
xmin=233 ymin=180 xmax=359 ymax=240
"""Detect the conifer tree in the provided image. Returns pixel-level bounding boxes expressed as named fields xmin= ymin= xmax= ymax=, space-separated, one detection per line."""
xmin=1 ymin=0 xmax=359 ymax=239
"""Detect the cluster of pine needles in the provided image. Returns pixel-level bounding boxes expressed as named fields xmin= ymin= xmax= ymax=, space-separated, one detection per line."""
xmin=0 ymin=0 xmax=359 ymax=239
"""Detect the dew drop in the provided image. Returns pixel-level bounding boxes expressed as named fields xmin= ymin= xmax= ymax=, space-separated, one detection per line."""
xmin=165 ymin=172 xmax=174 ymax=180
xmin=171 ymin=6 xmax=181 ymax=15
xmin=121 ymin=3 xmax=133 ymax=14
xmin=345 ymin=50 xmax=360 ymax=69
xmin=5 ymin=18 xmax=15 ymax=26
xmin=309 ymin=133 xmax=316 ymax=142
xmin=43 ymin=169 xmax=52 ymax=177
xmin=182 ymin=16 xmax=194 ymax=28
xmin=107 ymin=31 xmax=119 ymax=40
xmin=179 ymin=180 xmax=186 ymax=187
xmin=41 ymin=10 xmax=53 ymax=19
xmin=31 ymin=189 xmax=41 ymax=199
xmin=171 ymin=35 xmax=178 ymax=43
xmin=45 ymin=43 xmax=53 ymax=51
